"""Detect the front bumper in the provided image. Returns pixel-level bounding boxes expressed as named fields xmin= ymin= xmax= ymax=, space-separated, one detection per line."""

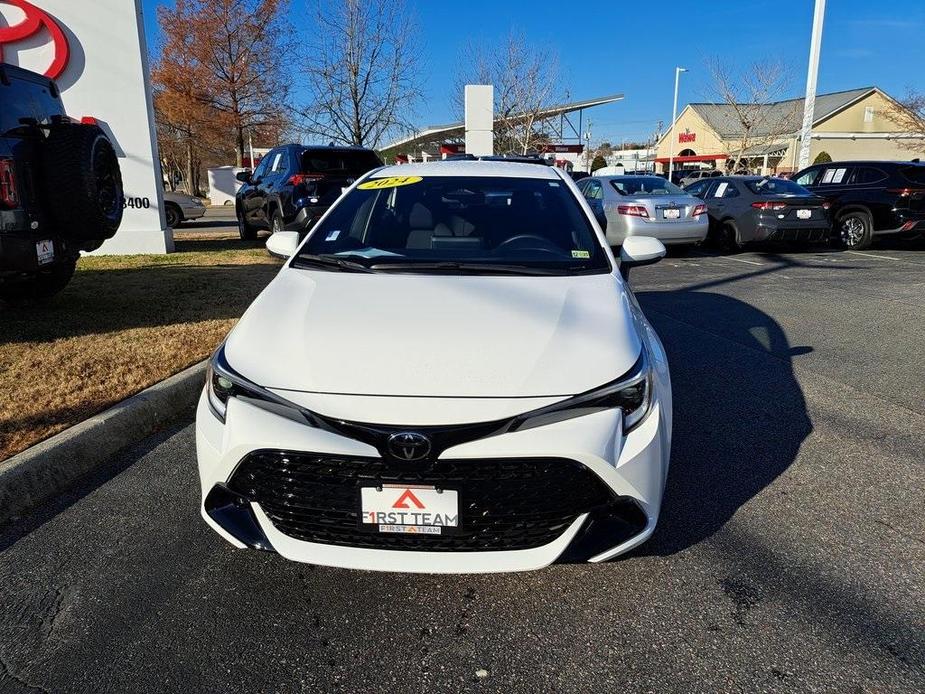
xmin=181 ymin=205 xmax=207 ymax=220
xmin=195 ymin=388 xmax=671 ymax=573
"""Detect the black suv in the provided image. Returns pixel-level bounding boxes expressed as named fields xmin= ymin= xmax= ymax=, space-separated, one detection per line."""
xmin=235 ymin=144 xmax=382 ymax=239
xmin=793 ymin=160 xmax=925 ymax=249
xmin=1 ymin=64 xmax=123 ymax=303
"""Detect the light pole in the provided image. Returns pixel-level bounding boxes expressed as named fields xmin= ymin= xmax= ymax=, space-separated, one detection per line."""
xmin=668 ymin=67 xmax=687 ymax=182
xmin=797 ymin=0 xmax=826 ymax=171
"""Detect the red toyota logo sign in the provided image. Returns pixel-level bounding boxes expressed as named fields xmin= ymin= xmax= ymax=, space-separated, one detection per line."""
xmin=0 ymin=0 xmax=70 ymax=80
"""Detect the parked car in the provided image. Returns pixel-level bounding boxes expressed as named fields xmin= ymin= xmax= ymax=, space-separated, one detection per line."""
xmin=0 ymin=63 xmax=123 ymax=303
xmin=669 ymin=169 xmax=695 ymax=186
xmin=577 ymin=175 xmax=708 ymax=249
xmin=163 ymin=190 xmax=206 ymax=228
xmin=197 ymin=160 xmax=673 ymax=573
xmin=679 ymin=169 xmax=722 ymax=188
xmin=793 ymin=160 xmax=925 ymax=249
xmin=235 ymin=144 xmax=383 ymax=240
xmin=685 ymin=176 xmax=831 ymax=252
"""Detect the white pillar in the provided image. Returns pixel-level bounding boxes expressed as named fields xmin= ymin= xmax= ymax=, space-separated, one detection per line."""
xmin=798 ymin=0 xmax=826 ymax=171
xmin=464 ymin=85 xmax=494 ymax=156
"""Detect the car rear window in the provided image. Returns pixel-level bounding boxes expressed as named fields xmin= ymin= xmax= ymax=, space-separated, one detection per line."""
xmin=301 ymin=150 xmax=382 ymax=175
xmin=744 ymin=178 xmax=812 ymax=195
xmin=610 ymin=177 xmax=686 ymax=196
xmin=900 ymin=166 xmax=925 ymax=185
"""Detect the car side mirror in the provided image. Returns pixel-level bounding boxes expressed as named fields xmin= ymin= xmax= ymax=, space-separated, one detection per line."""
xmin=236 ymin=170 xmax=253 ymax=183
xmin=265 ymin=231 xmax=300 ymax=259
xmin=619 ymin=236 xmax=666 ymax=280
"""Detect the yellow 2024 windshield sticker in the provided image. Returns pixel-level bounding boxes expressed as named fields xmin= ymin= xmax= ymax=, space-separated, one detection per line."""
xmin=357 ymin=176 xmax=423 ymax=190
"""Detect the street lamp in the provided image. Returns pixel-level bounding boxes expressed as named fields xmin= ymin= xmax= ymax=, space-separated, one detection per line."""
xmin=668 ymin=67 xmax=688 ymax=182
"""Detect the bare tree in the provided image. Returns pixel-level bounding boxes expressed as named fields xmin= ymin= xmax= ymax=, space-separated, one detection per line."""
xmin=705 ymin=57 xmax=795 ymax=170
xmin=884 ymin=90 xmax=925 ymax=152
xmin=454 ymin=32 xmax=561 ymax=155
xmin=169 ymin=0 xmax=291 ymax=167
xmin=301 ymin=0 xmax=422 ymax=148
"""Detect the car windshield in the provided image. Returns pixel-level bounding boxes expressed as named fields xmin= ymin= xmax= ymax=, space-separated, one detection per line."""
xmin=610 ymin=177 xmax=686 ymax=196
xmin=294 ymin=174 xmax=610 ymax=275
xmin=745 ymin=178 xmax=812 ymax=195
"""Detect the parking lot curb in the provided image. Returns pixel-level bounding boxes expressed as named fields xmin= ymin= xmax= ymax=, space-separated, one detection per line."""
xmin=0 ymin=360 xmax=208 ymax=526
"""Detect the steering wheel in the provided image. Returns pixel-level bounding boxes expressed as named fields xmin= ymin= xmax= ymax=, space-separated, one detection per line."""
xmin=496 ymin=234 xmax=563 ymax=256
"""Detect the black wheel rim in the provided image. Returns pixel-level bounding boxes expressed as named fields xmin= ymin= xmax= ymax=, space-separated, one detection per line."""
xmin=840 ymin=216 xmax=865 ymax=246
xmin=93 ymin=142 xmax=119 ymax=216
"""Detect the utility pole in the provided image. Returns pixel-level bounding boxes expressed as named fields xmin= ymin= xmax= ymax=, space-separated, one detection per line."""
xmin=668 ymin=67 xmax=687 ymax=181
xmin=797 ymin=0 xmax=826 ymax=171
xmin=584 ymin=120 xmax=593 ymax=173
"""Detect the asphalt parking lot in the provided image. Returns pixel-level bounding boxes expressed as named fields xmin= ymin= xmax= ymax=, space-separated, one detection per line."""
xmin=1 ymin=241 xmax=923 ymax=693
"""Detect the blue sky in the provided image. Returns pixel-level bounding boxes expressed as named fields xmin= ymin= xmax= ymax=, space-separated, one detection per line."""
xmin=140 ymin=0 xmax=925 ymax=146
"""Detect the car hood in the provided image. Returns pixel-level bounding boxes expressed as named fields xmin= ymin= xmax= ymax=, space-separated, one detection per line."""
xmin=224 ymin=268 xmax=642 ymax=398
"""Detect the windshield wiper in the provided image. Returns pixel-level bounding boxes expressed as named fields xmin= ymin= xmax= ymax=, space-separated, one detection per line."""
xmin=292 ymin=254 xmax=375 ymax=273
xmin=369 ymin=262 xmax=567 ymax=276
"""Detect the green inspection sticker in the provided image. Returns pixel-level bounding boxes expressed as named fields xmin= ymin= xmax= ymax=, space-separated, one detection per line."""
xmin=571 ymin=250 xmax=591 ymax=259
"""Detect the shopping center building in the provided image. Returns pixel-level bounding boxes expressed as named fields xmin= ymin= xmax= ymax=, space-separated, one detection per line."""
xmin=654 ymin=86 xmax=924 ymax=175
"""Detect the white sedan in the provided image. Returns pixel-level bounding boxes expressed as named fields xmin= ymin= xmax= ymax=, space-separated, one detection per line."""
xmin=196 ymin=161 xmax=672 ymax=573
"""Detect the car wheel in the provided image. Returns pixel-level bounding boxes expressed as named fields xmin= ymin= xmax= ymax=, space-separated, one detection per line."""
xmin=238 ymin=210 xmax=258 ymax=241
xmin=165 ymin=203 xmax=182 ymax=229
xmin=837 ymin=211 xmax=873 ymax=250
xmin=0 ymin=258 xmax=78 ymax=304
xmin=271 ymin=211 xmax=284 ymax=235
xmin=721 ymin=220 xmax=743 ymax=254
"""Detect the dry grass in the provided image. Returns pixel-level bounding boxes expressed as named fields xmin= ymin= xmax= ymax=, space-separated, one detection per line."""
xmin=0 ymin=231 xmax=281 ymax=461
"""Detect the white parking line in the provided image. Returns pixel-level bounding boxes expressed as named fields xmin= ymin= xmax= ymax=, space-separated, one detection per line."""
xmin=845 ymin=250 xmax=901 ymax=261
xmin=691 ymin=251 xmax=763 ymax=266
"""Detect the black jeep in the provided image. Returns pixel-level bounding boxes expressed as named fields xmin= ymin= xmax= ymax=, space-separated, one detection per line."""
xmin=0 ymin=63 xmax=124 ymax=303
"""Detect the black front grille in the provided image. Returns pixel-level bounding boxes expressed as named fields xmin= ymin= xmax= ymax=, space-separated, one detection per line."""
xmin=227 ymin=451 xmax=615 ymax=551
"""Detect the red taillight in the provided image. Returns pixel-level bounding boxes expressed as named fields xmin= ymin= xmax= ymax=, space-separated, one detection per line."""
xmin=692 ymin=204 xmax=707 ymax=217
xmin=617 ymin=204 xmax=649 ymax=218
xmin=887 ymin=188 xmax=925 ymax=197
xmin=288 ymin=173 xmax=325 ymax=186
xmin=80 ymin=116 xmax=99 ymax=126
xmin=751 ymin=201 xmax=788 ymax=211
xmin=0 ymin=158 xmax=19 ymax=209
xmin=822 ymin=201 xmax=832 ymax=210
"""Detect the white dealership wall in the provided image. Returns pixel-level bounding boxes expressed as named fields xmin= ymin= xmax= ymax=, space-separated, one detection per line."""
xmin=0 ymin=0 xmax=171 ymax=253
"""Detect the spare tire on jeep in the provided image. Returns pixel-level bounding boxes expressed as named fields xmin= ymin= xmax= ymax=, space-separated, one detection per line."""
xmin=42 ymin=123 xmax=124 ymax=241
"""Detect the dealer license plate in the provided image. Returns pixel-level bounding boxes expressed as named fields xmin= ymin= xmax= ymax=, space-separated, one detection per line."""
xmin=361 ymin=484 xmax=459 ymax=535
xmin=797 ymin=209 xmax=812 ymax=219
xmin=663 ymin=208 xmax=681 ymax=219
xmin=36 ymin=240 xmax=54 ymax=265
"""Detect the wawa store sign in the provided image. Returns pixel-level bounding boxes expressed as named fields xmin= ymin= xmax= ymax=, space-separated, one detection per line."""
xmin=0 ymin=0 xmax=171 ymax=255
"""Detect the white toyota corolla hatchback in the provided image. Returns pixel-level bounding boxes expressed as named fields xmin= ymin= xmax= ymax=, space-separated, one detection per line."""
xmin=196 ymin=160 xmax=672 ymax=573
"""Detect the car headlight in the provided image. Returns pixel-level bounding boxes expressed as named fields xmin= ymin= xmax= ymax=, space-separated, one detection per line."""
xmin=509 ymin=345 xmax=652 ymax=435
xmin=206 ymin=346 xmax=308 ymax=424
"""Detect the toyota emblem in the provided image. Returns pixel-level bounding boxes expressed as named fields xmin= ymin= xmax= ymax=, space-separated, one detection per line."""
xmin=0 ymin=0 xmax=71 ymax=80
xmin=387 ymin=432 xmax=432 ymax=462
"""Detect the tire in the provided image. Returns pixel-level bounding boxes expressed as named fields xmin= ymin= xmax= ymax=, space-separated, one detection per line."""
xmin=165 ymin=203 xmax=182 ymax=229
xmin=238 ymin=208 xmax=258 ymax=240
xmin=837 ymin=210 xmax=873 ymax=250
xmin=720 ymin=220 xmax=744 ymax=254
xmin=0 ymin=258 xmax=77 ymax=304
xmin=271 ymin=211 xmax=284 ymax=235
xmin=42 ymin=124 xmax=124 ymax=240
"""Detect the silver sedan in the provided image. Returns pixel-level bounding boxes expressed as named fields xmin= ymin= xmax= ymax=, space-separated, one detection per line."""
xmin=577 ymin=175 xmax=709 ymax=247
